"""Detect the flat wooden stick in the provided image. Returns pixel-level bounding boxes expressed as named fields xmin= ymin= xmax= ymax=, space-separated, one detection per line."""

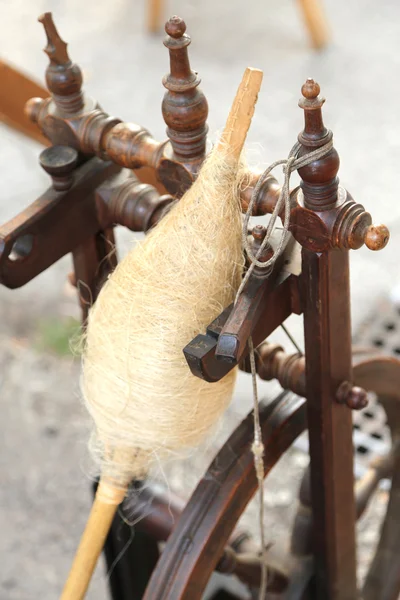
xmin=217 ymin=67 xmax=263 ymax=160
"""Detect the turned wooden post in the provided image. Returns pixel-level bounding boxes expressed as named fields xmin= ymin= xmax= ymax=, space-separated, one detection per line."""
xmin=297 ymin=79 xmax=358 ymax=600
xmin=159 ymin=16 xmax=209 ymax=195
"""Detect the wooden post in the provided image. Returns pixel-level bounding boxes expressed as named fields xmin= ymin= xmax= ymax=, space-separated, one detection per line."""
xmin=302 ymin=249 xmax=357 ymax=599
xmin=297 ymin=79 xmax=357 ymax=599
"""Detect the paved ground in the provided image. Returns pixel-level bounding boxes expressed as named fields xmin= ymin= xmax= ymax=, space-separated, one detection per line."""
xmin=1 ymin=0 xmax=400 ymax=598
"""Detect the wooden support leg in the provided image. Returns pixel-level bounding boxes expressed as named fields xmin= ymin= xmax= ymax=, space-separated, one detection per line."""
xmin=297 ymin=0 xmax=331 ymax=49
xmin=104 ymin=515 xmax=160 ymax=600
xmin=302 ymin=249 xmax=357 ymax=599
xmin=72 ymin=229 xmax=117 ymax=321
xmin=147 ymin=0 xmax=164 ymax=34
xmin=0 ymin=60 xmax=49 ymax=144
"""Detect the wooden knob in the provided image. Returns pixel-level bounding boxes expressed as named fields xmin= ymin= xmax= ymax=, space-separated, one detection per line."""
xmin=165 ymin=15 xmax=186 ymax=38
xmin=24 ymin=97 xmax=44 ymax=124
xmin=301 ymin=78 xmax=320 ymax=100
xmin=251 ymin=225 xmax=273 ymax=268
xmin=39 ymin=145 xmax=78 ymax=191
xmin=251 ymin=224 xmax=267 ymax=242
xmin=336 ymin=381 xmax=368 ymax=410
xmin=364 ymin=224 xmax=390 ymax=251
xmin=298 ymin=77 xmax=325 ymax=110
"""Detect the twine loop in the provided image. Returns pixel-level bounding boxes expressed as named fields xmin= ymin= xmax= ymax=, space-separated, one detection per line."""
xmin=242 ymin=139 xmax=333 ymax=599
xmin=237 ymin=139 xmax=333 ymax=301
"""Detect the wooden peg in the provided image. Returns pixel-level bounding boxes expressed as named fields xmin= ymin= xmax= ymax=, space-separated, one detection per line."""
xmin=364 ymin=223 xmax=390 ymax=251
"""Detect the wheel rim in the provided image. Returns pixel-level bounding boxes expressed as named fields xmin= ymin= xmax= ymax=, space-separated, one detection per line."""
xmin=352 ymin=353 xmax=400 ymax=600
xmin=143 ymin=391 xmax=307 ymax=600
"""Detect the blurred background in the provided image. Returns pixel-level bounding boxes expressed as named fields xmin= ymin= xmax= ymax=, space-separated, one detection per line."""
xmin=1 ymin=0 xmax=400 ymax=598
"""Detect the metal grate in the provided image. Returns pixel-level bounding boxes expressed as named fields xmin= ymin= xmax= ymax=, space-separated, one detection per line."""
xmin=351 ymin=294 xmax=400 ymax=477
xmin=352 ymin=393 xmax=390 ymax=478
xmin=295 ymin=294 xmax=400 ymax=480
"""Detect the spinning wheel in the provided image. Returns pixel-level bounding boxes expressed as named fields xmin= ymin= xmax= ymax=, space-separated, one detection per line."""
xmin=120 ymin=350 xmax=400 ymax=600
xmin=143 ymin=390 xmax=307 ymax=600
xmin=0 ymin=11 xmax=395 ymax=600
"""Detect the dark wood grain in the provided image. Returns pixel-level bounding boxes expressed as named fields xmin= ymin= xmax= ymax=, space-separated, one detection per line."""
xmin=297 ymin=79 xmax=357 ymax=600
xmin=301 ymin=236 xmax=357 ymax=600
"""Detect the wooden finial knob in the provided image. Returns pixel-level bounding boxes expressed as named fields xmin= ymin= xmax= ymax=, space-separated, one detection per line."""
xmin=298 ymin=78 xmax=325 ymax=111
xmin=161 ymin=16 xmax=208 ymax=163
xmin=364 ymin=224 xmax=390 ymax=251
xmin=301 ymin=78 xmax=320 ymax=100
xmin=298 ymin=77 xmax=328 ymax=141
xmin=38 ymin=12 xmax=84 ymax=115
xmin=165 ymin=16 xmax=187 ymax=38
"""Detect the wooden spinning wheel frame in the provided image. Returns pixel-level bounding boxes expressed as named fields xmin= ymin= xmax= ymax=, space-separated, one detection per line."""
xmin=0 ymin=11 xmax=397 ymax=600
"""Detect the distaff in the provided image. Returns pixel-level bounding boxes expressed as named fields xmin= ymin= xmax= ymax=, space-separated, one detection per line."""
xmin=60 ymin=66 xmax=263 ymax=600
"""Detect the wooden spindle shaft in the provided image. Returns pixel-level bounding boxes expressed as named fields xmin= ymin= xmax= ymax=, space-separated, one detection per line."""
xmin=252 ymin=343 xmax=306 ymax=396
xmin=97 ymin=172 xmax=175 ymax=232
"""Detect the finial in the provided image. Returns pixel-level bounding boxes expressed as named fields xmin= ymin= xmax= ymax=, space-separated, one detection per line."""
xmin=39 ymin=12 xmax=70 ymax=65
xmin=297 ymin=78 xmax=339 ymax=210
xmin=295 ymin=79 xmax=390 ymax=251
xmin=163 ymin=16 xmax=198 ymax=93
xmin=38 ymin=12 xmax=84 ymax=115
xmin=165 ymin=15 xmax=187 ymax=39
xmin=161 ymin=16 xmax=208 ymax=162
xmin=298 ymin=78 xmax=329 ymax=146
xmin=300 ymin=78 xmax=322 ymax=104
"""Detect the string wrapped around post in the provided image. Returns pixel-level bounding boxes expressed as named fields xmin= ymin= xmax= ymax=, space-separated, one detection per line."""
xmin=240 ymin=138 xmax=334 ymax=600
xmin=238 ymin=139 xmax=333 ymax=298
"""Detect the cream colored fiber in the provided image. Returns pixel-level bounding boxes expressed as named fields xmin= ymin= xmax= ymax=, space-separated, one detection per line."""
xmin=61 ymin=67 xmax=262 ymax=600
xmin=81 ymin=67 xmax=262 ymax=493
xmin=82 ymin=151 xmax=244 ymax=486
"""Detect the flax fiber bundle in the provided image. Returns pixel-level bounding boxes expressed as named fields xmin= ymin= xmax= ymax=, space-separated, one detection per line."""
xmin=61 ymin=67 xmax=263 ymax=600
